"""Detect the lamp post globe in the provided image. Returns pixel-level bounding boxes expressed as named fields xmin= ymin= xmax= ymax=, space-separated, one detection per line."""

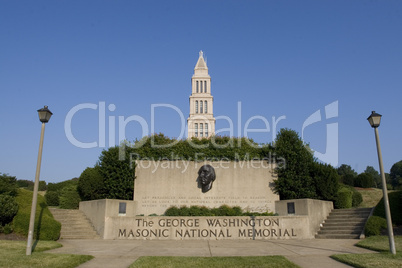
xmin=37 ymin=105 xmax=53 ymax=123
xmin=367 ymin=111 xmax=382 ymax=128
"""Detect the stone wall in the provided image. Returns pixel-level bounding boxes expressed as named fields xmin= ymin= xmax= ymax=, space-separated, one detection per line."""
xmin=79 ymin=199 xmax=137 ymax=239
xmin=134 ymin=160 xmax=278 ymax=215
xmin=79 ymin=198 xmax=333 ymax=240
xmin=275 ymin=199 xmax=333 ymax=236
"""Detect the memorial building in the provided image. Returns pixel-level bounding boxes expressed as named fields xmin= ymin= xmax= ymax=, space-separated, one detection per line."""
xmin=187 ymin=51 xmax=216 ymax=138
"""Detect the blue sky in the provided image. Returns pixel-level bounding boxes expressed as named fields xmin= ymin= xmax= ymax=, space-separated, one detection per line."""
xmin=1 ymin=1 xmax=401 ymax=183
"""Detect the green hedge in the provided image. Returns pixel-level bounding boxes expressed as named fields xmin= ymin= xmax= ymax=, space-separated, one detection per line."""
xmin=0 ymin=194 xmax=18 ymax=226
xmin=12 ymin=189 xmax=61 ymax=240
xmin=335 ymin=189 xmax=353 ymax=209
xmin=59 ymin=185 xmax=81 ymax=209
xmin=44 ymin=191 xmax=59 ymax=206
xmin=373 ymin=190 xmax=402 ymax=225
xmin=334 ymin=185 xmax=362 ymax=208
xmin=365 ymin=216 xmax=387 ymax=236
xmin=163 ymin=205 xmax=275 ymax=217
xmin=352 ymin=191 xmax=363 ymax=207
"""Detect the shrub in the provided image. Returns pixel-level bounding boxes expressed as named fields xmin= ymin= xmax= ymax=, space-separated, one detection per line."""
xmin=0 ymin=194 xmax=19 ymax=225
xmin=38 ymin=181 xmax=47 ymax=191
xmin=59 ymin=185 xmax=81 ymax=209
xmin=354 ymin=173 xmax=374 ymax=188
xmin=0 ymin=173 xmax=18 ymax=196
xmin=217 ymin=205 xmax=243 ymax=216
xmin=44 ymin=191 xmax=59 ymax=206
xmin=164 ymin=206 xmax=180 ymax=216
xmin=365 ymin=216 xmax=387 ymax=236
xmin=47 ymin=178 xmax=78 ymax=192
xmin=373 ymin=190 xmax=402 ymax=225
xmin=163 ymin=205 xmax=274 ymax=216
xmin=335 ymin=189 xmax=353 ymax=208
xmin=178 ymin=206 xmax=190 ymax=216
xmin=352 ymin=191 xmax=363 ymax=207
xmin=13 ymin=189 xmax=60 ymax=240
xmin=3 ymin=223 xmax=13 ymax=234
xmin=188 ymin=206 xmax=202 ymax=216
xmin=16 ymin=180 xmax=34 ymax=189
xmin=199 ymin=206 xmax=214 ymax=216
xmin=77 ymin=166 xmax=106 ymax=201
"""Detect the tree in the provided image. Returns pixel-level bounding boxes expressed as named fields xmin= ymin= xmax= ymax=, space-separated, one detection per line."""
xmin=337 ymin=164 xmax=357 ymax=186
xmin=354 ymin=173 xmax=374 ymax=188
xmin=273 ymin=129 xmax=316 ymax=199
xmin=337 ymin=164 xmax=357 ymax=177
xmin=364 ymin=166 xmax=381 ymax=188
xmin=0 ymin=173 xmax=18 ymax=196
xmin=38 ymin=180 xmax=47 ymax=191
xmin=342 ymin=174 xmax=355 ymax=187
xmin=98 ymin=146 xmax=134 ymax=200
xmin=311 ymin=162 xmax=339 ymax=201
xmin=16 ymin=179 xmax=34 ymax=189
xmin=390 ymin=160 xmax=402 ymax=189
xmin=77 ymin=166 xmax=106 ymax=201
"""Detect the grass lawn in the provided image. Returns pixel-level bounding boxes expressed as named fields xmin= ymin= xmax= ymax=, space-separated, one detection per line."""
xmin=130 ymin=256 xmax=300 ymax=268
xmin=0 ymin=240 xmax=93 ymax=268
xmin=331 ymin=236 xmax=402 ymax=268
xmin=356 ymin=188 xmax=384 ymax=208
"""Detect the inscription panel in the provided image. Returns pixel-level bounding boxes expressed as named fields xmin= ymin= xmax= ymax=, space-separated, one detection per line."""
xmin=110 ymin=216 xmax=310 ymax=240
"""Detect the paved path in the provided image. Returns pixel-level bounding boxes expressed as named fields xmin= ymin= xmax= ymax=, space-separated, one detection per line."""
xmin=47 ymin=239 xmax=376 ymax=268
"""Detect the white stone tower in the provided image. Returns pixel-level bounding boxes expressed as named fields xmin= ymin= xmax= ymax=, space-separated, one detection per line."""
xmin=187 ymin=51 xmax=215 ymax=138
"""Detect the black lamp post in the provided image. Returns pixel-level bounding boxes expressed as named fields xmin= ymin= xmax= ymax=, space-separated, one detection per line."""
xmin=26 ymin=106 xmax=52 ymax=255
xmin=367 ymin=111 xmax=396 ymax=255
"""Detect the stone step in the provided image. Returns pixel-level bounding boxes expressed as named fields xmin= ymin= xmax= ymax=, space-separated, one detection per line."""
xmin=323 ymin=222 xmax=365 ymax=226
xmin=317 ymin=229 xmax=361 ymax=235
xmin=60 ymin=234 xmax=100 ymax=239
xmin=49 ymin=208 xmax=100 ymax=240
xmin=329 ymin=208 xmax=371 ymax=212
xmin=315 ymin=234 xmax=360 ymax=239
xmin=324 ymin=218 xmax=367 ymax=225
xmin=61 ymin=231 xmax=99 ymax=236
xmin=55 ymin=219 xmax=93 ymax=224
xmin=61 ymin=226 xmax=98 ymax=232
xmin=320 ymin=226 xmax=363 ymax=231
xmin=315 ymin=208 xmax=373 ymax=239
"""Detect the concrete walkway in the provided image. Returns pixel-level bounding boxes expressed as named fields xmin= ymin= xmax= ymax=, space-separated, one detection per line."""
xmin=47 ymin=239 xmax=376 ymax=268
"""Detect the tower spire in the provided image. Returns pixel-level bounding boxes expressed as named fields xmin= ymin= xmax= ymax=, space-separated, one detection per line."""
xmin=187 ymin=51 xmax=215 ymax=139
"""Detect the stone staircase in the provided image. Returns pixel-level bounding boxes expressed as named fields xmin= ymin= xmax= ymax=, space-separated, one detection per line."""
xmin=315 ymin=207 xmax=372 ymax=239
xmin=49 ymin=208 xmax=100 ymax=239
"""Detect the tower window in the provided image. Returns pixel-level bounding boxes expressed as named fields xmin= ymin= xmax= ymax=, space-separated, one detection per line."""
xmin=205 ymin=123 xmax=208 ymax=137
xmin=204 ymin=81 xmax=207 ymax=93
xmin=195 ymin=101 xmax=198 ymax=113
xmin=196 ymin=81 xmax=199 ymax=93
xmin=195 ymin=123 xmax=198 ymax=137
xmin=200 ymin=123 xmax=203 ymax=137
xmin=200 ymin=80 xmax=203 ymax=92
xmin=200 ymin=100 xmax=203 ymax=113
xmin=204 ymin=101 xmax=207 ymax=113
